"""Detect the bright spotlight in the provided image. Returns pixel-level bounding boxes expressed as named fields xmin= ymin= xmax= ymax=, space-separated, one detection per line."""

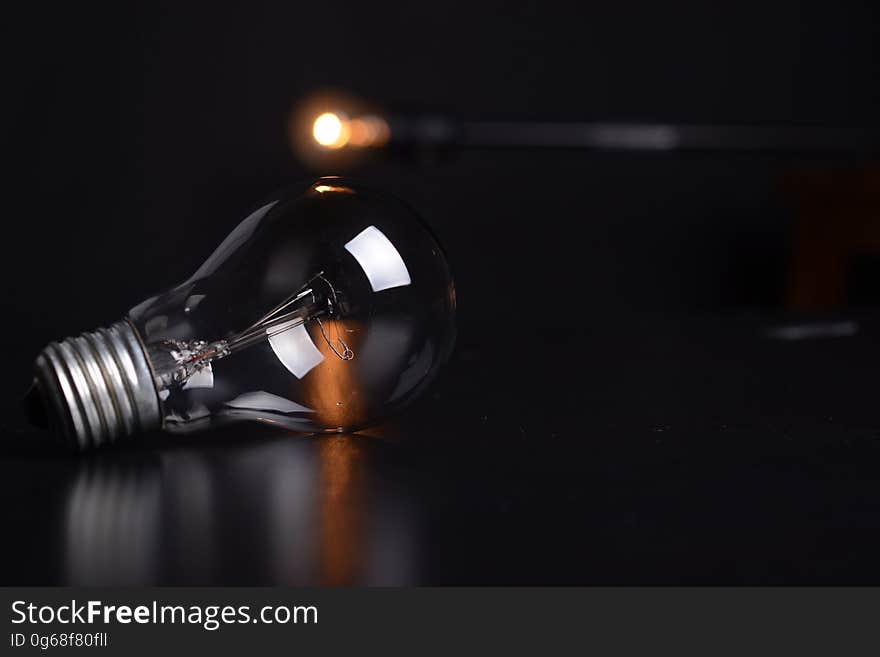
xmin=312 ymin=112 xmax=350 ymax=149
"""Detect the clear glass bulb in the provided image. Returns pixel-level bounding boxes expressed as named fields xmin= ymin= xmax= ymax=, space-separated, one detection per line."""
xmin=30 ymin=178 xmax=456 ymax=448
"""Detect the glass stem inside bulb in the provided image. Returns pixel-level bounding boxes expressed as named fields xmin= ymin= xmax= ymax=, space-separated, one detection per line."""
xmin=149 ymin=272 xmax=354 ymax=392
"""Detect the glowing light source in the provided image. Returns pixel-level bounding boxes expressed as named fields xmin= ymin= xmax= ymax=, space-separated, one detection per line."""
xmin=311 ymin=111 xmax=389 ymax=151
xmin=292 ymin=91 xmax=391 ymax=168
xmin=348 ymin=115 xmax=390 ymax=148
xmin=312 ymin=112 xmax=350 ymax=149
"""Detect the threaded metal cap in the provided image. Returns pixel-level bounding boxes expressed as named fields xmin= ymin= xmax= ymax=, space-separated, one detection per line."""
xmin=32 ymin=320 xmax=161 ymax=449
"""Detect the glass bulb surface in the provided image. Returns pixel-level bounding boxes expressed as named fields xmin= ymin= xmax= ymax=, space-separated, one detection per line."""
xmin=128 ymin=178 xmax=456 ymax=434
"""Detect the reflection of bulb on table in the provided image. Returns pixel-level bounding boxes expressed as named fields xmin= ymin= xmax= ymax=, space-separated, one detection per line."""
xmin=29 ymin=178 xmax=456 ymax=449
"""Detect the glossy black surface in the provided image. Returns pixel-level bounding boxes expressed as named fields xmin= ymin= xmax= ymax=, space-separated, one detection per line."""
xmin=4 ymin=312 xmax=880 ymax=585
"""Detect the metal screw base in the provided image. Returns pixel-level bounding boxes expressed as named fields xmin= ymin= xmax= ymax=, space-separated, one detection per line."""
xmin=33 ymin=320 xmax=161 ymax=449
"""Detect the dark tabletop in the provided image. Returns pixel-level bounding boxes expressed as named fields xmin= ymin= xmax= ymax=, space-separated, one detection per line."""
xmin=2 ymin=311 xmax=880 ymax=586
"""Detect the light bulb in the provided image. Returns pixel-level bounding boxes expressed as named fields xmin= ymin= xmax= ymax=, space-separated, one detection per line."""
xmin=311 ymin=111 xmax=390 ymax=151
xmin=28 ymin=178 xmax=456 ymax=449
xmin=312 ymin=112 xmax=350 ymax=149
xmin=289 ymin=89 xmax=391 ymax=170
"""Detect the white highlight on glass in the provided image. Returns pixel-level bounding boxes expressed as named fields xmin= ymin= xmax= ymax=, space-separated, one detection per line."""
xmin=182 ymin=364 xmax=214 ymax=390
xmin=344 ymin=225 xmax=412 ymax=292
xmin=268 ymin=320 xmax=325 ymax=378
xmin=184 ymin=294 xmax=206 ymax=313
xmin=225 ymin=391 xmax=314 ymax=414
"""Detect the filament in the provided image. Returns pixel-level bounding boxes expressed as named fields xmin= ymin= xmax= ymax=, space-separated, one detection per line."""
xmin=161 ymin=271 xmax=354 ymax=389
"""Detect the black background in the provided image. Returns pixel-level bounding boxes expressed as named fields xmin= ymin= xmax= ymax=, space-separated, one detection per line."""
xmin=2 ymin=2 xmax=880 ymax=584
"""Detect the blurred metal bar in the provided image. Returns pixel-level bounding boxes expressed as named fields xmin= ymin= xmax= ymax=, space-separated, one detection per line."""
xmin=388 ymin=116 xmax=880 ymax=155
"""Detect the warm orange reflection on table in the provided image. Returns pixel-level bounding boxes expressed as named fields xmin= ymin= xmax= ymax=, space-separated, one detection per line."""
xmin=317 ymin=435 xmax=367 ymax=585
xmin=303 ymin=319 xmax=365 ymax=430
